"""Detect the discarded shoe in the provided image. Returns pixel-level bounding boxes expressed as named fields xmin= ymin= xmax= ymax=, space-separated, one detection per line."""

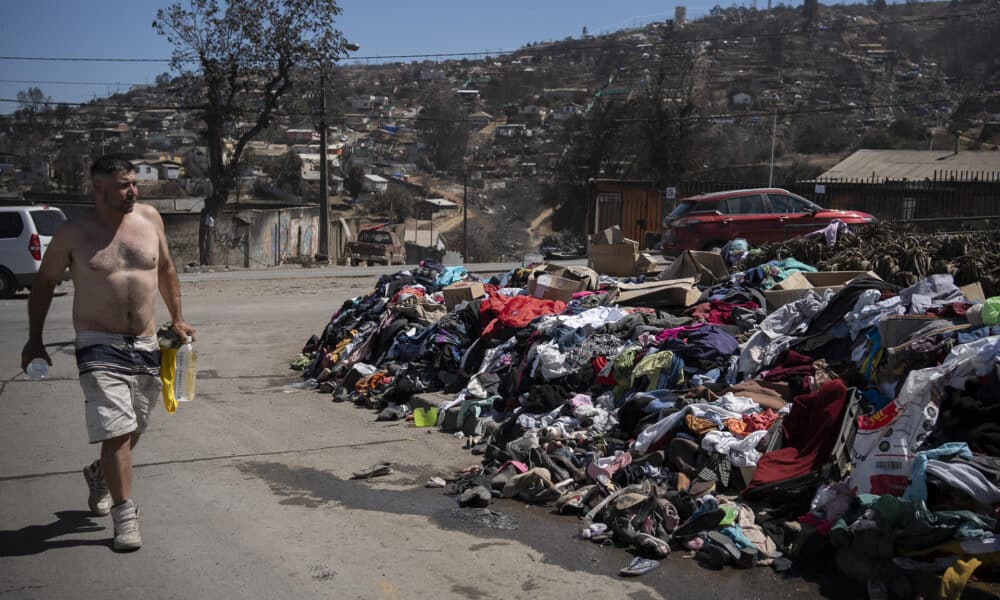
xmin=530 ymin=447 xmax=570 ymax=483
xmin=351 ymin=462 xmax=393 ymax=479
xmin=696 ymin=542 xmax=730 ymax=570
xmin=634 ymin=532 xmax=671 ymax=558
xmin=490 ymin=461 xmax=528 ymax=492
xmin=688 ymin=479 xmax=717 ymax=499
xmin=619 ymin=556 xmax=660 ymax=577
xmin=458 ymin=485 xmax=492 ymax=508
xmin=425 ymin=476 xmax=447 ymax=488
xmin=707 ymin=530 xmax=741 ymax=563
xmin=586 ymin=461 xmax=615 ymax=493
xmin=550 ymin=452 xmax=587 ymax=483
xmin=672 ymin=508 xmax=725 ymax=540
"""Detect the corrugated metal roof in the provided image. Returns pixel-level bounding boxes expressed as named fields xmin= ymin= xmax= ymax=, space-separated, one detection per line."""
xmin=420 ymin=198 xmax=458 ymax=208
xmin=817 ymin=150 xmax=1000 ymax=181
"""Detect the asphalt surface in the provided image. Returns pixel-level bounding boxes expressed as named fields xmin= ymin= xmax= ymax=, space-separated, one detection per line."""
xmin=0 ymin=270 xmax=848 ymax=599
xmin=177 ymin=258 xmax=589 ymax=283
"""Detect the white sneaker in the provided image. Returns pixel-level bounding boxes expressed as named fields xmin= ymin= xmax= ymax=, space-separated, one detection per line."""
xmin=83 ymin=460 xmax=111 ymax=516
xmin=111 ymin=500 xmax=142 ymax=551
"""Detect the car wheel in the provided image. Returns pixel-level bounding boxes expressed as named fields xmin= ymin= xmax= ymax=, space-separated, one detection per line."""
xmin=0 ymin=267 xmax=17 ymax=299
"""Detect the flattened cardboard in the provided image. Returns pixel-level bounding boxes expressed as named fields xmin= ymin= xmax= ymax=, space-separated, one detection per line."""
xmin=961 ymin=282 xmax=986 ymax=303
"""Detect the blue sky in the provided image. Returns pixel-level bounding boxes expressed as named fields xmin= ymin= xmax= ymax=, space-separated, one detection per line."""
xmin=0 ymin=0 xmax=791 ymax=114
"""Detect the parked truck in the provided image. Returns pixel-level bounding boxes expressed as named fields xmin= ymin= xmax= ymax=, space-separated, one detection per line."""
xmin=345 ymin=227 xmax=406 ymax=266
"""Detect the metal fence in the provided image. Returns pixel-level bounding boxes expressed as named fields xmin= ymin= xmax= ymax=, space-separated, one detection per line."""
xmin=673 ymin=172 xmax=1000 ymax=231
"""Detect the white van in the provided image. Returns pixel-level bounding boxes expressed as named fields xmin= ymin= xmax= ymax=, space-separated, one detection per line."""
xmin=0 ymin=205 xmax=67 ymax=298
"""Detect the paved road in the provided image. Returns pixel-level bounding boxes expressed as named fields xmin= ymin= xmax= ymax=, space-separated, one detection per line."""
xmin=0 ymin=274 xmax=842 ymax=599
xmin=177 ymin=258 xmax=589 ymax=283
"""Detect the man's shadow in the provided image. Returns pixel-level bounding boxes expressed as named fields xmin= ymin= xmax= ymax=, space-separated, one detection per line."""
xmin=0 ymin=510 xmax=108 ymax=555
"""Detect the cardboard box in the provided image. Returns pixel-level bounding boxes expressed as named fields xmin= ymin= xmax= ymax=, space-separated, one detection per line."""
xmin=657 ymin=250 xmax=729 ymax=284
xmin=528 ymin=273 xmax=585 ymax=302
xmin=442 ymin=281 xmax=486 ymax=310
xmin=764 ymin=271 xmax=880 ymax=312
xmin=591 ymin=225 xmax=625 ymax=246
xmin=589 ymin=238 xmax=639 ymax=276
xmin=614 ymin=277 xmax=701 ymax=308
xmin=636 ymin=252 xmax=668 ymax=275
xmin=534 ymin=264 xmax=599 ymax=291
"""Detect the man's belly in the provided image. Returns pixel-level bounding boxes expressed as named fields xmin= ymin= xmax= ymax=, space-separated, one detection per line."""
xmin=72 ymin=270 xmax=159 ymax=336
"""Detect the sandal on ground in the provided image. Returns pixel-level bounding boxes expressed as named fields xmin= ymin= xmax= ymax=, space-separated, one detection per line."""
xmin=351 ymin=462 xmax=393 ymax=479
xmin=619 ymin=556 xmax=660 ymax=577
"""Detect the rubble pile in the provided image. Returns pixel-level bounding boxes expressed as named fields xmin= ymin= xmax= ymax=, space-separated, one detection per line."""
xmin=293 ymin=236 xmax=1000 ymax=596
xmin=744 ymin=222 xmax=1000 ymax=295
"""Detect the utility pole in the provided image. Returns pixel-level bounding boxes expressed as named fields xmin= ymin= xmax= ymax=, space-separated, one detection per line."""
xmin=318 ymin=70 xmax=330 ymax=259
xmin=463 ymin=166 xmax=468 ymax=262
xmin=317 ymin=43 xmax=360 ymax=261
xmin=768 ymin=109 xmax=778 ymax=187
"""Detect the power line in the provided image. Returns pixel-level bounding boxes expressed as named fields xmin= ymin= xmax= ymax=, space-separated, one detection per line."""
xmin=0 ymin=79 xmax=150 ymax=87
xmin=0 ymin=8 xmax=994 ymax=65
xmin=0 ymin=98 xmax=205 ymax=110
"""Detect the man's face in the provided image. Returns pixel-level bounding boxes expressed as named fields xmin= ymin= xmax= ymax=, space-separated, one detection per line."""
xmin=95 ymin=170 xmax=138 ymax=214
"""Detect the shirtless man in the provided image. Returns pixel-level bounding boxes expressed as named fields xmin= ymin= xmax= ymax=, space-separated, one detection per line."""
xmin=21 ymin=155 xmax=195 ymax=552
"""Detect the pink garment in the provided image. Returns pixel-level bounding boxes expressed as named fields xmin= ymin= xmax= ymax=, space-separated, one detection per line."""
xmin=655 ymin=324 xmax=708 ymax=342
xmin=569 ymin=394 xmax=593 ymax=409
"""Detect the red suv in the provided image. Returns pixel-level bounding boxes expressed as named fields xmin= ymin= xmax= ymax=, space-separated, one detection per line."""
xmin=661 ymin=188 xmax=876 ymax=254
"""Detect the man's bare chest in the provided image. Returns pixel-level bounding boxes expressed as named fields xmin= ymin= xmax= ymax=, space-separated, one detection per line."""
xmin=78 ymin=230 xmax=159 ymax=274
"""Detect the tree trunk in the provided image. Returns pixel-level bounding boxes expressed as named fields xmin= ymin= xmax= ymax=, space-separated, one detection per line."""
xmin=198 ymin=188 xmax=226 ymax=265
xmin=198 ymin=207 xmax=214 ymax=266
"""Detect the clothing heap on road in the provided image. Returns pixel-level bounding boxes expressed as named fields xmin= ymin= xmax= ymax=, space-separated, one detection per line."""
xmin=293 ymin=231 xmax=1000 ymax=597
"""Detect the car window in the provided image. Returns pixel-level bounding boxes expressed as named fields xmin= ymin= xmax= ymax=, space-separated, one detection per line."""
xmin=29 ymin=210 xmax=66 ymax=236
xmin=768 ymin=194 xmax=811 ymax=214
xmin=359 ymin=230 xmax=391 ymax=244
xmin=688 ymin=200 xmax=720 ymax=214
xmin=718 ymin=194 xmax=765 ymax=215
xmin=0 ymin=213 xmax=24 ymax=238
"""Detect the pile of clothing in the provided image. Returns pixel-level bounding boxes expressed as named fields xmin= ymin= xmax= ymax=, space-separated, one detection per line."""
xmin=294 ymin=257 xmax=1000 ymax=596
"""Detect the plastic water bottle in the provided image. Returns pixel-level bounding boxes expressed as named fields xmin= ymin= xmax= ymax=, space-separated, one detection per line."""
xmin=175 ymin=336 xmax=197 ymax=402
xmin=25 ymin=358 xmax=49 ymax=380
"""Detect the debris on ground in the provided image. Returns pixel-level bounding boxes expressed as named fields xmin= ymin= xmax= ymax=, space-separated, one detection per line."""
xmin=292 ymin=230 xmax=1000 ymax=593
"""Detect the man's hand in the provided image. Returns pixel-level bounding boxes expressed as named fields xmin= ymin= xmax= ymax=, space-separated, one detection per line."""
xmin=21 ymin=339 xmax=52 ymax=371
xmin=171 ymin=319 xmax=197 ymax=342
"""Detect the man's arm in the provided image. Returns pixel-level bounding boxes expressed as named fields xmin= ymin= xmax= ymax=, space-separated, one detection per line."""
xmin=21 ymin=224 xmax=73 ymax=370
xmin=150 ymin=206 xmax=196 ymax=341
